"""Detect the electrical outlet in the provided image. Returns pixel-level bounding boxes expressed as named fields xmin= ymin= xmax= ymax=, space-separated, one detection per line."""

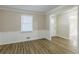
xmin=26 ymin=37 xmax=30 ymax=39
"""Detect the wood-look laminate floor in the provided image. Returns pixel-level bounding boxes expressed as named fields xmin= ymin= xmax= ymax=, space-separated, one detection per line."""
xmin=0 ymin=37 xmax=77 ymax=54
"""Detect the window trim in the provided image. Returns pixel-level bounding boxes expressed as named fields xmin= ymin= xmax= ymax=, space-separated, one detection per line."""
xmin=21 ymin=15 xmax=33 ymax=33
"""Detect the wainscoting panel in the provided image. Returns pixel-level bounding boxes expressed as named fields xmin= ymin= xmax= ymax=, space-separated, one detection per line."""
xmin=0 ymin=30 xmax=50 ymax=45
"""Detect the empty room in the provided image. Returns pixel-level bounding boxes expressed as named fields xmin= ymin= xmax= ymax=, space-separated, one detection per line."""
xmin=0 ymin=5 xmax=78 ymax=54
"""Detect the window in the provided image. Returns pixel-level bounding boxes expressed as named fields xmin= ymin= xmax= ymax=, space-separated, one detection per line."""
xmin=21 ymin=15 xmax=33 ymax=32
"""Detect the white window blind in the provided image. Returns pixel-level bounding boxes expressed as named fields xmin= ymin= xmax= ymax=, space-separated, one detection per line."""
xmin=21 ymin=15 xmax=33 ymax=32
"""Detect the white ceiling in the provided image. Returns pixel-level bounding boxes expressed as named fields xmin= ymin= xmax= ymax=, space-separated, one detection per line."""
xmin=0 ymin=5 xmax=60 ymax=13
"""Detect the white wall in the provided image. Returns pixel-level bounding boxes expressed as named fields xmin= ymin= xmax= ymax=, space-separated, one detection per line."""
xmin=50 ymin=15 xmax=56 ymax=37
xmin=78 ymin=6 xmax=79 ymax=53
xmin=56 ymin=13 xmax=69 ymax=39
xmin=0 ymin=10 xmax=49 ymax=45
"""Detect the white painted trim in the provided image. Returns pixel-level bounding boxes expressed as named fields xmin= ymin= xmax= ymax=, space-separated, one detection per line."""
xmin=56 ymin=35 xmax=69 ymax=40
xmin=47 ymin=5 xmax=65 ymax=14
xmin=47 ymin=5 xmax=76 ymax=15
xmin=0 ymin=30 xmax=50 ymax=45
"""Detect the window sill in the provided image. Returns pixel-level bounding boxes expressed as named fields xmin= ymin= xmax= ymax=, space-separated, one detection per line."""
xmin=21 ymin=31 xmax=33 ymax=33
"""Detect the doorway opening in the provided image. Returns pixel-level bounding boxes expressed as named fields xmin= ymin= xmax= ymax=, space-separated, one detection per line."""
xmin=49 ymin=15 xmax=56 ymax=40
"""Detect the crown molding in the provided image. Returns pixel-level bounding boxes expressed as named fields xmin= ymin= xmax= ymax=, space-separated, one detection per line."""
xmin=46 ymin=5 xmax=77 ymax=15
xmin=0 ymin=6 xmax=46 ymax=15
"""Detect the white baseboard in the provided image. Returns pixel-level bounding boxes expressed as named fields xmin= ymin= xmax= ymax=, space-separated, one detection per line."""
xmin=55 ymin=35 xmax=69 ymax=40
